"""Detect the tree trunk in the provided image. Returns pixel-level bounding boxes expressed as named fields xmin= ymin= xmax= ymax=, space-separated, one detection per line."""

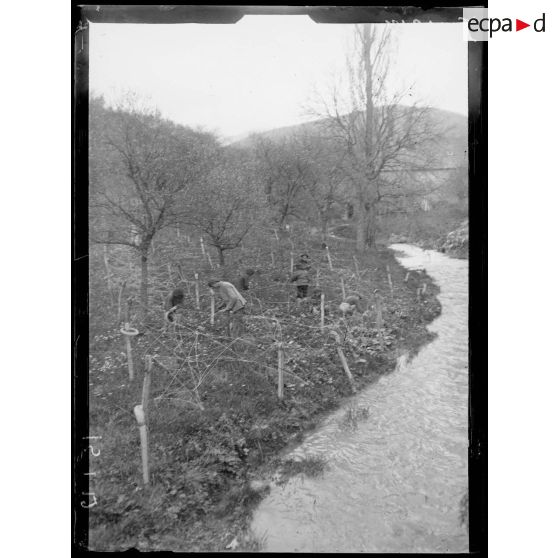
xmin=140 ymin=249 xmax=149 ymax=324
xmin=218 ymin=247 xmax=225 ymax=266
xmin=320 ymin=214 xmax=329 ymax=242
xmin=355 ymin=203 xmax=366 ymax=252
xmin=365 ymin=202 xmax=377 ymax=249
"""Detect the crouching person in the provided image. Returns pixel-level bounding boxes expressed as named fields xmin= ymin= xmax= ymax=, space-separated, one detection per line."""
xmin=339 ymin=293 xmax=366 ymax=317
xmin=208 ymin=278 xmax=247 ymax=337
xmin=164 ymin=288 xmax=185 ymax=324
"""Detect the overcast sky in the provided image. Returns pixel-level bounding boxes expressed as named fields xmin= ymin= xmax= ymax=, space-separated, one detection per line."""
xmin=89 ymin=16 xmax=467 ymax=141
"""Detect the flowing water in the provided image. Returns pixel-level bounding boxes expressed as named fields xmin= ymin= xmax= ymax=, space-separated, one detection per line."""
xmin=251 ymin=245 xmax=469 ymax=553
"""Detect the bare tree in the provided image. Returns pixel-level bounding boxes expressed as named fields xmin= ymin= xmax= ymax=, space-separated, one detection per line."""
xmin=315 ymin=24 xmax=439 ymax=251
xmin=90 ymin=98 xmax=215 ymax=321
xmin=253 ymin=136 xmax=313 ymax=228
xmin=293 ymin=132 xmax=348 ymax=240
xmin=182 ymin=148 xmax=268 ymax=266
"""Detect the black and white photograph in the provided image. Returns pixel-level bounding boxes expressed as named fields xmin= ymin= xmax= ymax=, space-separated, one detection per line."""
xmin=74 ymin=5 xmax=483 ymax=553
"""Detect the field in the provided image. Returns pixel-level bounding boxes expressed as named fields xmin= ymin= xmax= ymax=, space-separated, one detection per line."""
xmin=86 ymin=231 xmax=441 ymax=551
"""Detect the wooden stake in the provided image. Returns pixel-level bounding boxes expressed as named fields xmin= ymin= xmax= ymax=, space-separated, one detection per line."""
xmin=103 ymin=245 xmax=112 ymax=297
xmin=200 ymin=237 xmax=206 ymax=257
xmin=277 ymin=343 xmax=284 ymax=400
xmin=273 ymin=229 xmax=279 ymax=241
xmin=142 ymin=356 xmax=153 ymax=417
xmin=374 ymin=294 xmax=385 ymax=350
xmin=210 ymin=289 xmax=215 ymax=325
xmin=133 ymin=405 xmax=150 ymax=485
xmin=387 ymin=265 xmax=394 ymax=295
xmin=353 ymin=256 xmax=360 ymax=278
xmin=341 ymin=277 xmax=346 ymax=299
xmin=422 ymin=283 xmax=427 ymax=295
xmin=121 ymin=323 xmax=139 ymax=381
xmin=126 ymin=298 xmax=132 ymax=324
xmin=167 ymin=263 xmax=172 ymax=283
xmin=320 ymin=293 xmax=325 ymax=332
xmin=207 ymin=251 xmax=214 ymax=269
xmin=330 ymin=331 xmax=356 ymax=393
xmin=326 ymin=246 xmax=333 ymax=271
xmin=404 ymin=272 xmax=410 ymax=283
xmin=290 ymin=252 xmax=294 ymax=273
xmin=117 ymin=280 xmax=127 ymax=324
xmin=194 ymin=273 xmax=200 ymax=309
xmin=316 ymin=266 xmax=320 ymax=287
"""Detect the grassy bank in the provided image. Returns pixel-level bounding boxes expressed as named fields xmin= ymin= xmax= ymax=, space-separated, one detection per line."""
xmin=86 ymin=235 xmax=441 ymax=551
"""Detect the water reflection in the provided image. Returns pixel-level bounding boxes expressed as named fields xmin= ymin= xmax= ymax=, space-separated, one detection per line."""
xmin=251 ymin=245 xmax=469 ymax=553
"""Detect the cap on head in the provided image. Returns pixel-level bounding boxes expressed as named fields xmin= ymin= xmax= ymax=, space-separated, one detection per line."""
xmin=245 ymin=268 xmax=255 ymax=276
xmin=207 ymin=278 xmax=220 ymax=287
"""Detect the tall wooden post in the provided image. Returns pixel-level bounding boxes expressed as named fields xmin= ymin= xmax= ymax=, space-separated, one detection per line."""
xmin=121 ymin=323 xmax=139 ymax=381
xmin=142 ymin=356 xmax=153 ymax=417
xmin=210 ymin=289 xmax=215 ymax=325
xmin=320 ymin=293 xmax=325 ymax=332
xmin=386 ymin=265 xmax=393 ymax=295
xmin=375 ymin=293 xmax=385 ymax=350
xmin=326 ymin=246 xmax=333 ymax=270
xmin=277 ymin=343 xmax=284 ymax=400
xmin=103 ymin=245 xmax=112 ymax=295
xmin=330 ymin=331 xmax=356 ymax=393
xmin=200 ymin=237 xmax=206 ymax=257
xmin=194 ymin=273 xmax=200 ymax=309
xmin=341 ymin=277 xmax=346 ymax=299
xmin=353 ymin=256 xmax=360 ymax=278
xmin=133 ymin=405 xmax=150 ymax=485
xmin=117 ymin=280 xmax=127 ymax=324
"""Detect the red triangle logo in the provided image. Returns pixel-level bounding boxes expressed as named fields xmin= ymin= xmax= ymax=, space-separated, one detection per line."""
xmin=516 ymin=19 xmax=530 ymax=31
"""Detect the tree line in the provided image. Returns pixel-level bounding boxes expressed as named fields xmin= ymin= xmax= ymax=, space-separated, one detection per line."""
xmin=90 ymin=24 xmax=463 ymax=322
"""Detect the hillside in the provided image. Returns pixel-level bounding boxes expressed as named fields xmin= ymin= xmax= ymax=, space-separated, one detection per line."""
xmin=232 ymin=106 xmax=467 ymax=170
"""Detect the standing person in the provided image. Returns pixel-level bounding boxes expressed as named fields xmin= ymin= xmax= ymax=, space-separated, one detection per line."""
xmin=291 ymin=255 xmax=311 ymax=300
xmin=207 ymin=278 xmax=247 ymax=336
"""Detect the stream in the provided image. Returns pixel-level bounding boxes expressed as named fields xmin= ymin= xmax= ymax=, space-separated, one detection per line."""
xmin=250 ymin=244 xmax=469 ymax=553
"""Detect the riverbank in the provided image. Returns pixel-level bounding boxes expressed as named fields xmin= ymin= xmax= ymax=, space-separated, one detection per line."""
xmin=87 ymin=239 xmax=442 ymax=551
xmin=250 ymin=244 xmax=469 ymax=552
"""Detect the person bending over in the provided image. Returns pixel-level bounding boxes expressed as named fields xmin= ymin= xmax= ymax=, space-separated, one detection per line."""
xmin=339 ymin=293 xmax=365 ymax=317
xmin=164 ymin=288 xmax=185 ymax=323
xmin=208 ymin=278 xmax=247 ymax=336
